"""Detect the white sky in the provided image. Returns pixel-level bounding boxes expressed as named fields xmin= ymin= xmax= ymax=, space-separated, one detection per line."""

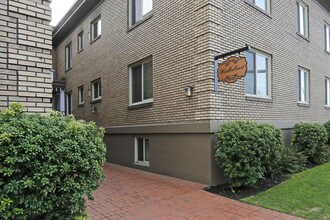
xmin=50 ymin=0 xmax=78 ymax=26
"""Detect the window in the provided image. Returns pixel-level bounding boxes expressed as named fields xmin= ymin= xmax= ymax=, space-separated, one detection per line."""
xmin=66 ymin=92 xmax=72 ymax=115
xmin=247 ymin=0 xmax=270 ymax=12
xmin=298 ymin=68 xmax=309 ymax=104
xmin=134 ymin=137 xmax=150 ymax=166
xmin=91 ymin=17 xmax=101 ymax=41
xmin=78 ymin=31 xmax=83 ymax=51
xmin=78 ymin=86 xmax=84 ymax=105
xmin=326 ymin=79 xmax=330 ymax=106
xmin=245 ymin=50 xmax=271 ymax=98
xmin=129 ymin=59 xmax=153 ymax=105
xmin=297 ymin=2 xmax=309 ymax=37
xmin=91 ymin=79 xmax=101 ymax=101
xmin=65 ymin=43 xmax=72 ymax=70
xmin=130 ymin=0 xmax=153 ymax=26
xmin=326 ymin=24 xmax=330 ymax=52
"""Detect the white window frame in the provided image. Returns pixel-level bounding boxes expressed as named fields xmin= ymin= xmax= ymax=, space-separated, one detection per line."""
xmin=326 ymin=24 xmax=330 ymax=52
xmin=129 ymin=59 xmax=153 ymax=106
xmin=245 ymin=49 xmax=272 ymax=99
xmin=91 ymin=17 xmax=101 ymax=41
xmin=248 ymin=0 xmax=270 ymax=13
xmin=65 ymin=43 xmax=72 ymax=70
xmin=77 ymin=31 xmax=83 ymax=51
xmin=129 ymin=0 xmax=153 ymax=26
xmin=66 ymin=91 xmax=72 ymax=115
xmin=297 ymin=1 xmax=309 ymax=38
xmin=298 ymin=67 xmax=310 ymax=104
xmin=134 ymin=137 xmax=150 ymax=167
xmin=78 ymin=86 xmax=84 ymax=105
xmin=91 ymin=79 xmax=102 ymax=101
xmin=326 ymin=79 xmax=330 ymax=107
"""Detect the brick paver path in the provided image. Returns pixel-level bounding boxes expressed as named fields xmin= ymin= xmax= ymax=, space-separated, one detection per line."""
xmin=87 ymin=164 xmax=302 ymax=220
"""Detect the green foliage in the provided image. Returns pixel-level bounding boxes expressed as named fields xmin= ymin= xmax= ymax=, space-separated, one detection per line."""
xmin=215 ymin=121 xmax=283 ymax=188
xmin=278 ymin=145 xmax=307 ymax=174
xmin=324 ymin=120 xmax=330 ymax=145
xmin=0 ymin=103 xmax=106 ymax=220
xmin=292 ymin=123 xmax=329 ymax=164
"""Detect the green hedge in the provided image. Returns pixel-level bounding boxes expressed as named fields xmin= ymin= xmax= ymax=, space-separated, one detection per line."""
xmin=215 ymin=121 xmax=283 ymax=188
xmin=292 ymin=123 xmax=328 ymax=164
xmin=0 ymin=103 xmax=106 ymax=220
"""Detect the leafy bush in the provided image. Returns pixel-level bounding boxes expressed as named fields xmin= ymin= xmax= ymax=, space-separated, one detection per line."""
xmin=215 ymin=121 xmax=283 ymax=188
xmin=278 ymin=145 xmax=307 ymax=174
xmin=292 ymin=123 xmax=328 ymax=164
xmin=324 ymin=120 xmax=330 ymax=145
xmin=0 ymin=103 xmax=106 ymax=220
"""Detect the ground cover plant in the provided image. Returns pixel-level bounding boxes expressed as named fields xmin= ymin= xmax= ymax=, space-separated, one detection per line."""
xmin=243 ymin=162 xmax=330 ymax=220
xmin=0 ymin=103 xmax=106 ymax=220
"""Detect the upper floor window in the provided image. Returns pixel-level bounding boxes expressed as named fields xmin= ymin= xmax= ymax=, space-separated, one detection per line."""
xmin=297 ymin=1 xmax=309 ymax=38
xmin=245 ymin=49 xmax=271 ymax=98
xmin=78 ymin=31 xmax=83 ymax=51
xmin=326 ymin=24 xmax=330 ymax=52
xmin=91 ymin=17 xmax=101 ymax=41
xmin=78 ymin=86 xmax=84 ymax=105
xmin=298 ymin=67 xmax=309 ymax=104
xmin=130 ymin=0 xmax=153 ymax=26
xmin=326 ymin=79 xmax=330 ymax=106
xmin=92 ymin=79 xmax=102 ymax=101
xmin=247 ymin=0 xmax=270 ymax=12
xmin=129 ymin=59 xmax=153 ymax=105
xmin=65 ymin=43 xmax=72 ymax=70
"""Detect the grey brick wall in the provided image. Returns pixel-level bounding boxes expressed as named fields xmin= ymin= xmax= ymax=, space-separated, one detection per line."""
xmin=54 ymin=0 xmax=330 ymax=127
xmin=0 ymin=0 xmax=52 ymax=113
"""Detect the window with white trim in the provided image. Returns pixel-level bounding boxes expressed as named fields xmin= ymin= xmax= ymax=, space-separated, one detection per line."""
xmin=134 ymin=137 xmax=150 ymax=166
xmin=129 ymin=59 xmax=153 ymax=105
xmin=91 ymin=79 xmax=101 ymax=101
xmin=130 ymin=0 xmax=153 ymax=26
xmin=326 ymin=24 xmax=330 ymax=52
xmin=247 ymin=0 xmax=270 ymax=12
xmin=78 ymin=31 xmax=83 ymax=51
xmin=78 ymin=86 xmax=84 ymax=105
xmin=65 ymin=43 xmax=72 ymax=70
xmin=91 ymin=17 xmax=101 ymax=41
xmin=326 ymin=79 xmax=330 ymax=106
xmin=298 ymin=68 xmax=309 ymax=104
xmin=66 ymin=91 xmax=72 ymax=115
xmin=245 ymin=50 xmax=271 ymax=98
xmin=297 ymin=1 xmax=309 ymax=37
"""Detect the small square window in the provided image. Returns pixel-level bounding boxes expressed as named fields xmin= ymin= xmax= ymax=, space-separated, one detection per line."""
xmin=91 ymin=17 xmax=101 ymax=41
xmin=325 ymin=25 xmax=330 ymax=52
xmin=297 ymin=2 xmax=309 ymax=38
xmin=326 ymin=79 xmax=330 ymax=106
xmin=77 ymin=31 xmax=83 ymax=51
xmin=65 ymin=43 xmax=72 ymax=70
xmin=130 ymin=0 xmax=153 ymax=26
xmin=134 ymin=137 xmax=150 ymax=166
xmin=298 ymin=68 xmax=309 ymax=104
xmin=78 ymin=86 xmax=84 ymax=105
xmin=91 ymin=79 xmax=101 ymax=101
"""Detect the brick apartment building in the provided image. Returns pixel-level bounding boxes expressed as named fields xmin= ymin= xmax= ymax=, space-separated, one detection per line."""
xmin=52 ymin=0 xmax=330 ymax=185
xmin=0 ymin=0 xmax=53 ymax=113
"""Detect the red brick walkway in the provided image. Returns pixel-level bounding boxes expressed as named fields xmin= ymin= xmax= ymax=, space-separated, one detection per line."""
xmin=86 ymin=164 xmax=302 ymax=220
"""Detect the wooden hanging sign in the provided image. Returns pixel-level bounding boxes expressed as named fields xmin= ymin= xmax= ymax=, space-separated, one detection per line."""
xmin=218 ymin=56 xmax=247 ymax=83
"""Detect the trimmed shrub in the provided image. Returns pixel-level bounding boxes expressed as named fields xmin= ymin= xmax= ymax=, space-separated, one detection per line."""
xmin=324 ymin=120 xmax=330 ymax=145
xmin=278 ymin=145 xmax=307 ymax=174
xmin=292 ymin=123 xmax=328 ymax=164
xmin=215 ymin=121 xmax=283 ymax=188
xmin=0 ymin=103 xmax=106 ymax=220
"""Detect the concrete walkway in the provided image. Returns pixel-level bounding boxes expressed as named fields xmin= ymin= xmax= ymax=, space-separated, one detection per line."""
xmin=86 ymin=164 xmax=302 ymax=220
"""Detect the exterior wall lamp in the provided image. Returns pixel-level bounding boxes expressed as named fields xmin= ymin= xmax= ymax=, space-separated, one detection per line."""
xmin=186 ymin=84 xmax=194 ymax=97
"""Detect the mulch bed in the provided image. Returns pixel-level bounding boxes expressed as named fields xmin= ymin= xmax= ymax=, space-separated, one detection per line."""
xmin=205 ymin=175 xmax=291 ymax=200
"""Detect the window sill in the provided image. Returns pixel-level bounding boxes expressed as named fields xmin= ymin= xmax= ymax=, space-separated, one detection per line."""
xmin=325 ymin=50 xmax=330 ymax=55
xmin=245 ymin=95 xmax=273 ymax=103
xmin=90 ymin=35 xmax=101 ymax=45
xmin=127 ymin=12 xmax=153 ymax=32
xmin=77 ymin=48 xmax=84 ymax=54
xmin=134 ymin=162 xmax=150 ymax=167
xmin=244 ymin=1 xmax=272 ymax=18
xmin=91 ymin=98 xmax=102 ymax=104
xmin=296 ymin=32 xmax=310 ymax=42
xmin=297 ymin=102 xmax=310 ymax=107
xmin=65 ymin=67 xmax=72 ymax=73
xmin=325 ymin=105 xmax=330 ymax=110
xmin=78 ymin=103 xmax=84 ymax=107
xmin=128 ymin=101 xmax=153 ymax=110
